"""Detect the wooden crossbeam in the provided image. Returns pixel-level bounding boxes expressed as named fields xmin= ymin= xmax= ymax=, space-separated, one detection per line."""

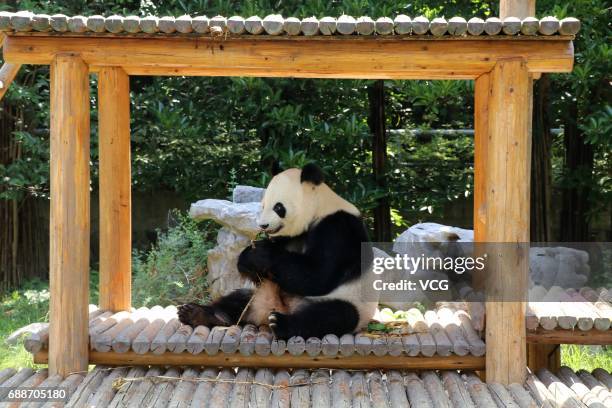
xmin=2 ymin=35 xmax=573 ymax=79
xmin=0 ymin=62 xmax=21 ymax=101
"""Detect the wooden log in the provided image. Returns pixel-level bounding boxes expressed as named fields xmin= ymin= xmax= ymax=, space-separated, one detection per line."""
xmin=441 ymin=371 xmax=475 ymax=407
xmin=270 ymin=370 xmax=290 ymax=408
xmin=464 ymin=373 xmax=497 ymax=407
xmin=124 ymin=367 xmax=164 ymax=408
xmin=290 ymin=369 xmax=310 ymax=407
xmin=591 ymin=368 xmax=612 ymax=389
xmin=319 ymin=17 xmax=337 ymax=35
xmin=521 ymin=17 xmax=539 ymax=35
xmin=300 ymin=17 xmax=319 ymax=36
xmin=31 ymin=14 xmax=51 ymax=32
xmin=112 ymin=313 xmax=150 ymax=353
xmin=192 ymin=16 xmax=209 ymax=34
xmin=528 ymin=286 xmax=558 ymax=330
xmin=158 ymin=16 xmax=176 ymax=34
xmin=406 ymin=308 xmax=429 ymax=333
xmin=557 ymin=366 xmax=607 ymax=408
xmin=417 ymin=333 xmax=436 ymax=357
xmin=189 ymin=368 xmax=217 ymax=408
xmin=229 ymin=368 xmax=254 ymax=408
xmin=203 ymin=326 xmax=225 ymax=355
xmin=98 ymin=66 xmax=131 ymax=313
xmin=281 ymin=17 xmax=300 ymax=36
xmin=86 ymin=15 xmax=106 ymax=33
xmin=559 ymin=17 xmax=580 ymax=36
xmin=371 ymin=335 xmax=388 ymax=357
xmin=250 ymin=369 xmax=273 ymax=407
xmin=83 ymin=367 xmax=129 ymax=408
xmin=480 ymin=58 xmax=531 ymax=384
xmin=576 ymin=370 xmax=612 ymax=406
xmin=108 ymin=366 xmax=147 ymax=407
xmin=387 ymin=335 xmax=403 ymax=357
xmin=536 ymin=368 xmax=586 ymax=408
xmin=139 ymin=16 xmax=159 ymax=33
xmin=306 ymin=337 xmax=322 ymax=357
xmin=66 ymin=366 xmax=107 ymax=407
xmin=375 ymin=17 xmax=394 ymax=35
xmin=339 ymin=334 xmax=355 ymax=356
xmin=331 ymin=371 xmax=351 ymax=408
xmin=270 ymin=338 xmax=286 ymax=356
xmin=425 ymin=310 xmax=453 ymax=356
xmin=354 ymin=333 xmax=373 ymax=356
xmin=387 ymin=371 xmax=409 ymax=408
xmin=48 ymin=54 xmax=90 ymax=377
xmin=355 ymin=16 xmax=375 ymax=35
xmin=0 ymin=368 xmax=17 ymax=386
xmin=185 ymin=325 xmax=210 ymax=354
xmin=220 ymin=325 xmax=242 ymax=354
xmin=133 ymin=307 xmax=171 ymax=354
xmin=0 ymin=368 xmax=38 ymax=401
xmin=412 ymin=16 xmax=430 ymax=35
xmin=448 ymin=17 xmax=468 ymax=36
xmin=539 ymin=16 xmax=560 ymax=36
xmin=393 ymin=15 xmax=411 ymax=35
xmin=571 ymin=289 xmax=612 ymax=331
xmin=11 ymin=12 xmax=33 ymax=32
xmin=49 ymin=14 xmax=68 ymax=32
xmin=123 ymin=16 xmax=141 ymax=33
xmin=402 ymin=334 xmax=421 ymax=356
xmin=488 ymin=382 xmax=520 ymax=407
xmin=507 ymin=382 xmax=538 ymax=408
xmin=68 ymin=16 xmax=87 ymax=33
xmin=484 ymin=17 xmax=502 ymax=35
xmin=105 ymin=15 xmax=124 ymax=34
xmin=502 ymin=17 xmax=522 ymax=35
xmin=262 ymin=14 xmax=283 ymax=36
xmin=336 ymin=15 xmax=356 ymax=35
xmin=21 ymin=374 xmax=62 ymax=408
xmin=167 ymin=323 xmax=193 ymax=353
xmin=227 ymin=16 xmax=245 ymax=35
xmin=455 ymin=309 xmax=485 ymax=356
xmin=526 ymin=327 xmax=612 ymax=345
xmin=287 ymin=336 xmax=306 ymax=356
xmin=405 ymin=372 xmax=434 ymax=407
xmin=24 ymin=324 xmax=49 ymax=353
xmin=429 ymin=17 xmax=448 ymax=37
xmin=151 ymin=317 xmax=180 ymax=354
xmin=350 ymin=371 xmax=369 ymax=407
xmin=238 ymin=324 xmax=257 ymax=356
xmin=92 ymin=310 xmax=141 ymax=352
xmin=321 ymin=334 xmax=339 ymax=356
xmin=422 ymin=370 xmax=452 ymax=407
xmin=242 ymin=16 xmax=262 ymax=35
xmin=166 ymin=367 xmax=199 ymax=408
xmin=437 ymin=307 xmax=469 ymax=356
xmin=255 ymin=325 xmax=272 ymax=356
xmin=311 ymin=370 xmax=331 ymax=407
xmin=175 ymin=15 xmax=193 ymax=34
xmin=0 ymin=12 xmax=12 ymax=31
xmin=143 ymin=367 xmax=180 ymax=407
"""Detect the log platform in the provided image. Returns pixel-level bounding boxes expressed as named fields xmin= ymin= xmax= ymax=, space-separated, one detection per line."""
xmin=0 ymin=365 xmax=608 ymax=407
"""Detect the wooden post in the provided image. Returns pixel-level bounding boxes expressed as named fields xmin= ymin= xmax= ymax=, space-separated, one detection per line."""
xmin=475 ymin=59 xmax=531 ymax=384
xmin=500 ymin=0 xmax=535 ymax=19
xmin=98 ymin=67 xmax=131 ymax=312
xmin=49 ymin=54 xmax=90 ymax=377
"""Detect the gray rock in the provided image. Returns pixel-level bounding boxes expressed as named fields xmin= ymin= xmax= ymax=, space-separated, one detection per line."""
xmin=232 ymin=185 xmax=265 ymax=203
xmin=189 ymin=199 xmax=260 ymax=236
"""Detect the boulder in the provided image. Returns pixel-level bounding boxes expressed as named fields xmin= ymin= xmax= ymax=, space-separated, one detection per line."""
xmin=232 ymin=185 xmax=265 ymax=203
xmin=189 ymin=199 xmax=260 ymax=237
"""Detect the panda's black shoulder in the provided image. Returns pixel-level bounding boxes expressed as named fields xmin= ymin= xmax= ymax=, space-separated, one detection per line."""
xmin=310 ymin=210 xmax=368 ymax=242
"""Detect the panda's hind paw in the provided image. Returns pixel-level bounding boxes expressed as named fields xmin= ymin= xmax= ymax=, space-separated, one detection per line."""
xmin=268 ymin=311 xmax=291 ymax=340
xmin=178 ymin=303 xmax=230 ymax=328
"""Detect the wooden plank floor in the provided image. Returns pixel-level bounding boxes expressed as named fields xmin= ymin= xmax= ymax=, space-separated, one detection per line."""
xmin=0 ymin=366 xmax=609 ymax=407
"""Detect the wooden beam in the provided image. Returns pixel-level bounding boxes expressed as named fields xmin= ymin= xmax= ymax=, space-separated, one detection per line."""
xmin=49 ymin=54 xmax=90 ymax=377
xmin=33 ymin=350 xmax=486 ymax=371
xmin=527 ymin=344 xmax=560 ymax=373
xmin=0 ymin=63 xmax=21 ymax=101
xmin=478 ymin=59 xmax=531 ymax=385
xmin=3 ymin=36 xmax=574 ymax=79
xmin=500 ymin=0 xmax=536 ymax=19
xmin=527 ymin=328 xmax=612 ymax=345
xmin=98 ymin=67 xmax=131 ymax=312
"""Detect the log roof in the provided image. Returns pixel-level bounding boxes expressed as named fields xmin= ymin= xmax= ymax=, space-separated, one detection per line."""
xmin=0 ymin=11 xmax=580 ymax=38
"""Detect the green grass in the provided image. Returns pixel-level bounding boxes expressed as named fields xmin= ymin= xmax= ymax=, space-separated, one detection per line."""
xmin=562 ymin=344 xmax=612 ymax=372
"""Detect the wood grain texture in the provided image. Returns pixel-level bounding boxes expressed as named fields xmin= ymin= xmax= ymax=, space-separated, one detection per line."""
xmin=500 ymin=0 xmax=535 ymax=20
xmin=98 ymin=67 xmax=131 ymax=312
xmin=48 ymin=54 xmax=90 ymax=377
xmin=3 ymin=36 xmax=575 ymax=79
xmin=0 ymin=62 xmax=21 ymax=101
xmin=480 ymin=59 xmax=531 ymax=385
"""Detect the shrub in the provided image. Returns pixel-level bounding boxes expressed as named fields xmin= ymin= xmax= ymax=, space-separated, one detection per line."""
xmin=132 ymin=211 xmax=216 ymax=307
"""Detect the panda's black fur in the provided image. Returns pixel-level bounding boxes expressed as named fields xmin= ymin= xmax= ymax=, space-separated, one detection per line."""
xmin=178 ymin=164 xmax=375 ymax=339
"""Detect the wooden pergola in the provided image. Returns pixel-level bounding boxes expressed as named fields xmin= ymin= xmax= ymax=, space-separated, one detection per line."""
xmin=0 ymin=2 xmax=579 ymax=385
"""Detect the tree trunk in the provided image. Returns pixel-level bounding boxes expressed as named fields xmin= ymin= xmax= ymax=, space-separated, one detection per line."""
xmin=560 ymin=100 xmax=593 ymax=242
xmin=368 ymin=80 xmax=391 ymax=242
xmin=530 ymin=75 xmax=552 ymax=242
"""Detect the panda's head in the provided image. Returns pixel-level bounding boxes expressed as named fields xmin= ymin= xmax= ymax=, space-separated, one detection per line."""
xmin=257 ymin=163 xmax=326 ymax=238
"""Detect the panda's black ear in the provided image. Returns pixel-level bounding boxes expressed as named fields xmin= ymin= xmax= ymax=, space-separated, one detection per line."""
xmin=271 ymin=161 xmax=283 ymax=176
xmin=301 ymin=163 xmax=324 ymax=185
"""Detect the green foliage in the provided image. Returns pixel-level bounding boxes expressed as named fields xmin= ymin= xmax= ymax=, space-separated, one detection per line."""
xmin=562 ymin=345 xmax=612 ymax=372
xmin=132 ymin=211 xmax=216 ymax=307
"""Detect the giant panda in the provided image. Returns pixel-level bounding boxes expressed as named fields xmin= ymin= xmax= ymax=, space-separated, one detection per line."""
xmin=178 ymin=163 xmax=377 ymax=339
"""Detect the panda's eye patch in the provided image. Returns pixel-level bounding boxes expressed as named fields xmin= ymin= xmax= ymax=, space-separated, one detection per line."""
xmin=273 ymin=203 xmax=286 ymax=218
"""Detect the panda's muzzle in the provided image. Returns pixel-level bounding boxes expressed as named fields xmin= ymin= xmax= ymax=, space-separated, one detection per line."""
xmin=262 ymin=224 xmax=283 ymax=235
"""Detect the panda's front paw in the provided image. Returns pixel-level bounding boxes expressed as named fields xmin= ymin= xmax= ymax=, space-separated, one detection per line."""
xmin=268 ymin=311 xmax=291 ymax=340
xmin=237 ymin=244 xmax=274 ymax=282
